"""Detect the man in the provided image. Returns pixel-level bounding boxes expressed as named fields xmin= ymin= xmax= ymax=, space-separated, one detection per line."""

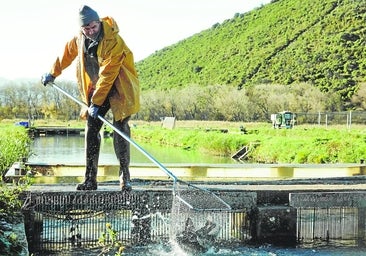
xmin=41 ymin=5 xmax=140 ymax=191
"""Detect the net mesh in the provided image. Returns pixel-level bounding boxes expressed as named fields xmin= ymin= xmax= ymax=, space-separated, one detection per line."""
xmin=173 ymin=181 xmax=231 ymax=211
xmin=169 ymin=181 xmax=231 ymax=253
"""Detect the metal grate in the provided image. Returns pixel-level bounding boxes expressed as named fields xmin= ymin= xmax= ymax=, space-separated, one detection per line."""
xmin=290 ymin=191 xmax=366 ymax=245
xmin=22 ymin=190 xmax=252 ymax=254
xmin=35 ymin=209 xmax=133 ymax=251
xmin=296 ymin=207 xmax=360 ymax=243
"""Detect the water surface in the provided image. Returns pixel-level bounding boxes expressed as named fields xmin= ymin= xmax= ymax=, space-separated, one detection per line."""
xmin=28 ymin=135 xmax=235 ymax=165
xmin=34 ymin=243 xmax=366 ymax=256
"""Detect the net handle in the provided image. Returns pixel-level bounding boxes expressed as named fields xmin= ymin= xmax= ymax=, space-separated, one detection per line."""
xmin=50 ymin=83 xmax=231 ymax=211
xmin=50 ymin=82 xmax=178 ymax=182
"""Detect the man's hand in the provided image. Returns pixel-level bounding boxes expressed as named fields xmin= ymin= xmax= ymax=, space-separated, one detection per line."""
xmin=88 ymin=104 xmax=100 ymax=119
xmin=41 ymin=73 xmax=55 ymax=86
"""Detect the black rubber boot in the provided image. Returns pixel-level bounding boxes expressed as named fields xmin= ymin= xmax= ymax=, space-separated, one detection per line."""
xmin=76 ymin=172 xmax=92 ymax=191
xmin=76 ymin=162 xmax=98 ymax=190
xmin=76 ymin=179 xmax=97 ymax=190
xmin=119 ymin=167 xmax=132 ymax=191
xmin=114 ymin=117 xmax=132 ymax=191
xmin=76 ymin=163 xmax=98 ymax=191
xmin=76 ymin=115 xmax=103 ymax=191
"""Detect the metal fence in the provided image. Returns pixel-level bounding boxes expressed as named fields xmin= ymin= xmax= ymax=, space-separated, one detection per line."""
xmin=295 ymin=111 xmax=366 ymax=127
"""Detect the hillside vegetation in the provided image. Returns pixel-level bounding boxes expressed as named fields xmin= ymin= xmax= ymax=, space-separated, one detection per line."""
xmin=136 ymin=0 xmax=366 ymax=104
xmin=1 ymin=0 xmax=366 ymax=122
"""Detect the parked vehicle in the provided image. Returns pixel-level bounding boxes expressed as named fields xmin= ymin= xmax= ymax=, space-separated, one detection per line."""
xmin=271 ymin=111 xmax=296 ymax=129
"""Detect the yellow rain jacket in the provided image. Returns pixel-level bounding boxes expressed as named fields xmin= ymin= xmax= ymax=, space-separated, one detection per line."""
xmin=50 ymin=16 xmax=140 ymax=121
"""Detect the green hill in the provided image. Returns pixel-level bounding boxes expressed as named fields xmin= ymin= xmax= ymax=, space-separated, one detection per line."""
xmin=136 ymin=0 xmax=366 ymax=103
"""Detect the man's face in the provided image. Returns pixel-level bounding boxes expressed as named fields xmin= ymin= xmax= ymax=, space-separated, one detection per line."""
xmin=81 ymin=21 xmax=101 ymax=40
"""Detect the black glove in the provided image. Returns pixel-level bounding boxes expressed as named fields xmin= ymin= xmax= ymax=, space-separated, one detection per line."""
xmin=41 ymin=73 xmax=55 ymax=86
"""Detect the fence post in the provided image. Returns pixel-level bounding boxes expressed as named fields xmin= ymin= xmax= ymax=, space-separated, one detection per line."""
xmin=349 ymin=111 xmax=352 ymax=130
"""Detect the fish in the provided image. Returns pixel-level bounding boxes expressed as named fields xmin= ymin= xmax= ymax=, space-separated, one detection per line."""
xmin=176 ymin=217 xmax=220 ymax=254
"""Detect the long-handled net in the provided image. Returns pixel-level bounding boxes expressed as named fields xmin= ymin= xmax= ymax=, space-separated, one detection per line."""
xmin=50 ymin=83 xmax=230 ymax=209
xmin=50 ymin=83 xmax=231 ymax=251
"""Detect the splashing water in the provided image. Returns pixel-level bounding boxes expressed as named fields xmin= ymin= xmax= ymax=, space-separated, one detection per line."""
xmin=168 ymin=181 xmax=232 ymax=254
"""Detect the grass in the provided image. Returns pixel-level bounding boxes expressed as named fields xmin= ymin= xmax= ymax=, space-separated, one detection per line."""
xmin=2 ymin=119 xmax=366 ymax=164
xmin=0 ymin=121 xmax=32 ymax=256
xmin=0 ymin=123 xmax=31 ymax=175
xmin=131 ymin=121 xmax=366 ymax=164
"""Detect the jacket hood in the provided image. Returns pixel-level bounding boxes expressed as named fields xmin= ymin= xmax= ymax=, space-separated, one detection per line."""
xmin=101 ymin=16 xmax=119 ymax=38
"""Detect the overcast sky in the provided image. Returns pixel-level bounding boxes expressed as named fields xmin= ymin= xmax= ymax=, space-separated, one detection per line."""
xmin=0 ymin=0 xmax=271 ymax=81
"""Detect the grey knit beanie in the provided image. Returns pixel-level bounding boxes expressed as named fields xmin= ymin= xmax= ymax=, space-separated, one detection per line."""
xmin=79 ymin=5 xmax=99 ymax=26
